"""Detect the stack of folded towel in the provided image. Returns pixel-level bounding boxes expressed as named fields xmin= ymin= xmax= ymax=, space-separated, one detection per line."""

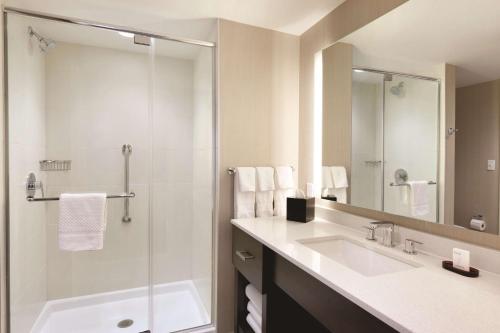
xmin=245 ymin=284 xmax=263 ymax=333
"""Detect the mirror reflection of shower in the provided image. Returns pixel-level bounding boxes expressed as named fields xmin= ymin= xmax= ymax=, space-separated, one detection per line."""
xmin=390 ymin=81 xmax=405 ymax=96
xmin=384 ymin=74 xmax=405 ymax=96
xmin=28 ymin=26 xmax=56 ymax=52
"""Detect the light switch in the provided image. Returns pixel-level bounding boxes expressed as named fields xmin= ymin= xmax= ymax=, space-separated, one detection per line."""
xmin=488 ymin=160 xmax=496 ymax=171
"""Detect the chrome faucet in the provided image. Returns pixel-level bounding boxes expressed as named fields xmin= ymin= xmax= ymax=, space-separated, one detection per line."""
xmin=364 ymin=221 xmax=395 ymax=247
xmin=403 ymin=238 xmax=423 ymax=254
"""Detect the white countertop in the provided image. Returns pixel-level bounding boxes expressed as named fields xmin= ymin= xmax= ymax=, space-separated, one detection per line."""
xmin=231 ymin=216 xmax=500 ymax=333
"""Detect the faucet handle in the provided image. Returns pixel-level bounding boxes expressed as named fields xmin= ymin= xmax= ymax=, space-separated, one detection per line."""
xmin=404 ymin=238 xmax=423 ymax=255
xmin=363 ymin=225 xmax=376 ymax=241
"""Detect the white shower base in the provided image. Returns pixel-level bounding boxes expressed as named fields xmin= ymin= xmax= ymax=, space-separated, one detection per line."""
xmin=32 ymin=280 xmax=210 ymax=333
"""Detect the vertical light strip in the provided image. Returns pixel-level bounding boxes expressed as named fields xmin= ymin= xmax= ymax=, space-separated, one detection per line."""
xmin=313 ymin=51 xmax=323 ymax=196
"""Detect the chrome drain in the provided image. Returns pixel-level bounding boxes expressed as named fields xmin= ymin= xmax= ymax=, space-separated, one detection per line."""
xmin=117 ymin=319 xmax=134 ymax=328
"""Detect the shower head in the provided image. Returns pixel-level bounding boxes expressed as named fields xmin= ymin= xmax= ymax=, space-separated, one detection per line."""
xmin=28 ymin=26 xmax=56 ymax=52
xmin=390 ymin=82 xmax=405 ymax=96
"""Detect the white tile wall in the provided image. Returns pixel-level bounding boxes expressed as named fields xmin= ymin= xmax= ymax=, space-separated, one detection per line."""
xmin=44 ymin=42 xmax=204 ymax=299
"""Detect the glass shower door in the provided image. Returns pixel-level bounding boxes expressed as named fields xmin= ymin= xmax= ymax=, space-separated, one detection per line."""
xmin=150 ymin=37 xmax=214 ymax=332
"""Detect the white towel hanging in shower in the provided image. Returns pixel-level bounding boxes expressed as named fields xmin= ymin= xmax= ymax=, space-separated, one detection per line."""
xmin=58 ymin=193 xmax=107 ymax=251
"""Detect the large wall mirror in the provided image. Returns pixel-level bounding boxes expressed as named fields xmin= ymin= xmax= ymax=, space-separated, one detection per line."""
xmin=321 ymin=0 xmax=500 ymax=236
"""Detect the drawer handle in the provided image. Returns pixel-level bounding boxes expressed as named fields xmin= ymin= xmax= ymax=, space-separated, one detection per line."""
xmin=236 ymin=250 xmax=255 ymax=262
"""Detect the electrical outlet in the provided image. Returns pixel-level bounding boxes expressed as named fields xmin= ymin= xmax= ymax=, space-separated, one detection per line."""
xmin=488 ymin=160 xmax=496 ymax=171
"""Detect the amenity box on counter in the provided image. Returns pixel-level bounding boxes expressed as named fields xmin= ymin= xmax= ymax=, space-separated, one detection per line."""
xmin=286 ymin=197 xmax=315 ymax=223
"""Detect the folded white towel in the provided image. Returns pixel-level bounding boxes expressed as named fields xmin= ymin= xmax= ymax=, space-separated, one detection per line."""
xmin=234 ymin=168 xmax=256 ymax=218
xmin=256 ymin=167 xmax=275 ymax=191
xmin=237 ymin=167 xmax=256 ymax=192
xmin=408 ymin=181 xmax=430 ymax=217
xmin=245 ymin=284 xmax=263 ymax=313
xmin=275 ymin=166 xmax=294 ymax=189
xmin=246 ymin=313 xmax=261 ymax=333
xmin=247 ymin=301 xmax=262 ymax=326
xmin=59 ymin=193 xmax=107 ymax=251
xmin=256 ymin=191 xmax=273 ymax=218
xmin=322 ymin=166 xmax=334 ymax=189
xmin=274 ymin=166 xmax=295 ymax=216
xmin=331 ymin=166 xmax=348 ymax=188
xmin=256 ymin=167 xmax=274 ymax=217
xmin=274 ymin=189 xmax=295 ymax=216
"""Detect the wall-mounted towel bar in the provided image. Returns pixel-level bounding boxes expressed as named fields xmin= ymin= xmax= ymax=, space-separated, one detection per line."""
xmin=227 ymin=166 xmax=295 ymax=175
xmin=27 ymin=192 xmax=135 ymax=202
xmin=389 ymin=181 xmax=437 ymax=187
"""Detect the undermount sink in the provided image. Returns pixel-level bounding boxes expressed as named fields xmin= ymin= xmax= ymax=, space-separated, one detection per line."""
xmin=297 ymin=236 xmax=419 ymax=276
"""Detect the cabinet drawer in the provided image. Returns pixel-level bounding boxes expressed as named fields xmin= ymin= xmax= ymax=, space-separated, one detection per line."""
xmin=232 ymin=227 xmax=264 ymax=292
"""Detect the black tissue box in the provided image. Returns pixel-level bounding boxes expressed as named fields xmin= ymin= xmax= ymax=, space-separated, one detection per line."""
xmin=286 ymin=197 xmax=315 ymax=223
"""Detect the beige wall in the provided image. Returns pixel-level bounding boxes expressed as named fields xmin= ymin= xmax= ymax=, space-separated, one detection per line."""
xmin=455 ymin=80 xmax=500 ymax=234
xmin=298 ymin=0 xmax=407 ymax=189
xmin=217 ymin=19 xmax=299 ymax=332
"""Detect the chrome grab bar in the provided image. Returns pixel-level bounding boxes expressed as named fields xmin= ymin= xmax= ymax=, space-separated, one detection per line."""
xmin=389 ymin=181 xmax=437 ymax=187
xmin=122 ymin=144 xmax=132 ymax=222
xmin=27 ymin=192 xmax=135 ymax=202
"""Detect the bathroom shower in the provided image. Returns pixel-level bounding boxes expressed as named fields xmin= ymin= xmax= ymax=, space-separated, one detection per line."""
xmin=28 ymin=26 xmax=56 ymax=52
xmin=7 ymin=10 xmax=215 ymax=333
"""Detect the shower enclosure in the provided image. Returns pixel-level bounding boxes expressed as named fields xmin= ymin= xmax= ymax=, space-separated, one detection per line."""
xmin=351 ymin=68 xmax=439 ymax=222
xmin=4 ymin=8 xmax=216 ymax=333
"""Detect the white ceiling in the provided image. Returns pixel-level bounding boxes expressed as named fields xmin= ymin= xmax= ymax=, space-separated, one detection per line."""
xmin=341 ymin=0 xmax=500 ymax=88
xmin=6 ymin=0 xmax=345 ymax=36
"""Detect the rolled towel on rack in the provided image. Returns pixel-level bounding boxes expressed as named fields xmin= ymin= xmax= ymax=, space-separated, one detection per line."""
xmin=245 ymin=284 xmax=263 ymax=314
xmin=58 ymin=193 xmax=107 ymax=251
xmin=246 ymin=313 xmax=262 ymax=333
xmin=247 ymin=301 xmax=262 ymax=326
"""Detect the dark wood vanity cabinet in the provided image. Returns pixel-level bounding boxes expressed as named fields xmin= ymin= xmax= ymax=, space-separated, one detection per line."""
xmin=232 ymin=226 xmax=397 ymax=333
